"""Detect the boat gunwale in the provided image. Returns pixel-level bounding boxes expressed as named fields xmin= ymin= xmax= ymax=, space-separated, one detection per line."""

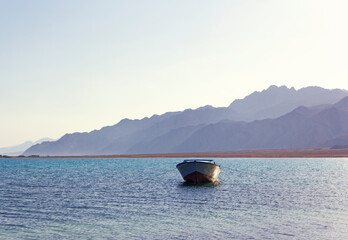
xmin=176 ymin=161 xmax=221 ymax=169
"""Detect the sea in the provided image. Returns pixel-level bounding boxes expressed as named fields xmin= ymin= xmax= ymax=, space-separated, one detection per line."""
xmin=0 ymin=157 xmax=347 ymax=240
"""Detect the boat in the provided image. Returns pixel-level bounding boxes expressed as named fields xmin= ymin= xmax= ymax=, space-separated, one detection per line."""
xmin=176 ymin=159 xmax=221 ymax=183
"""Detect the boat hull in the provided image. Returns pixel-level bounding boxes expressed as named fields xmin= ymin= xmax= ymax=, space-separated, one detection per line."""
xmin=176 ymin=161 xmax=221 ymax=183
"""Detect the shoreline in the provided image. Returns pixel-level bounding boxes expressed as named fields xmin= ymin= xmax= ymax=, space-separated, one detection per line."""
xmin=2 ymin=148 xmax=348 ymax=158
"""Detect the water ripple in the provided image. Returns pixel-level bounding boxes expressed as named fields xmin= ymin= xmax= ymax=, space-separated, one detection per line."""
xmin=0 ymin=158 xmax=348 ymax=239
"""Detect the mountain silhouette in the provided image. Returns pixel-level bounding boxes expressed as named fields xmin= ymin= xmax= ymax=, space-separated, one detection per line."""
xmin=0 ymin=138 xmax=54 ymax=155
xmin=174 ymin=96 xmax=348 ymax=152
xmin=24 ymin=86 xmax=348 ymax=155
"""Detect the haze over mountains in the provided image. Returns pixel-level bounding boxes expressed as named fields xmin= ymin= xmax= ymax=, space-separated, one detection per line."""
xmin=24 ymin=86 xmax=348 ymax=156
xmin=0 ymin=138 xmax=54 ymax=155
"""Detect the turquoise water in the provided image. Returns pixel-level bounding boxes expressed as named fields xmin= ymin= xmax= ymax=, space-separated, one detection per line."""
xmin=0 ymin=158 xmax=348 ymax=239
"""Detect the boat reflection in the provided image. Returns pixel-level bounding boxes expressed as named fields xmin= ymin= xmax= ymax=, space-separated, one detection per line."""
xmin=178 ymin=180 xmax=221 ymax=188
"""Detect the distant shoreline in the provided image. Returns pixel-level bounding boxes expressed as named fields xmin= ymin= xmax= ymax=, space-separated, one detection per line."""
xmin=2 ymin=148 xmax=348 ymax=158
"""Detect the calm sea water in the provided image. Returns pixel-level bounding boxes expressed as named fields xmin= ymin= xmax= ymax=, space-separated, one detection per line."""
xmin=0 ymin=158 xmax=347 ymax=239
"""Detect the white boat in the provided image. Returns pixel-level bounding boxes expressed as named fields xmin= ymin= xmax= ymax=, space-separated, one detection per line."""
xmin=176 ymin=159 xmax=221 ymax=183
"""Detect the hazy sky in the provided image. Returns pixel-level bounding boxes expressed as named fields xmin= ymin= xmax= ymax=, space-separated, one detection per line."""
xmin=1 ymin=0 xmax=348 ymax=147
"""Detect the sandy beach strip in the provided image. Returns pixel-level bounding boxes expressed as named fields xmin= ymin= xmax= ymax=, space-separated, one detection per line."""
xmin=3 ymin=148 xmax=348 ymax=158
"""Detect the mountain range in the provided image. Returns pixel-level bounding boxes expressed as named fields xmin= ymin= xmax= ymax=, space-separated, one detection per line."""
xmin=0 ymin=138 xmax=54 ymax=155
xmin=24 ymin=85 xmax=348 ymax=156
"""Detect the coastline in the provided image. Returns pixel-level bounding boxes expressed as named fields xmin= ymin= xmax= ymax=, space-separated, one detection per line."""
xmin=2 ymin=148 xmax=348 ymax=158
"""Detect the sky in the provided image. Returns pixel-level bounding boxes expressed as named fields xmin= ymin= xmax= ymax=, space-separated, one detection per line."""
xmin=1 ymin=0 xmax=348 ymax=147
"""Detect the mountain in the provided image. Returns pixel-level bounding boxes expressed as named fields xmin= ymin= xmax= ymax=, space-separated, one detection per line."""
xmin=24 ymin=85 xmax=348 ymax=155
xmin=174 ymin=96 xmax=348 ymax=152
xmin=228 ymin=85 xmax=348 ymax=121
xmin=24 ymin=107 xmax=236 ymax=155
xmin=0 ymin=138 xmax=54 ymax=155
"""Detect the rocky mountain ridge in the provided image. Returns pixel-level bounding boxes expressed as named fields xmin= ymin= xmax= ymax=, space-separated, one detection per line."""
xmin=24 ymin=85 xmax=348 ymax=155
